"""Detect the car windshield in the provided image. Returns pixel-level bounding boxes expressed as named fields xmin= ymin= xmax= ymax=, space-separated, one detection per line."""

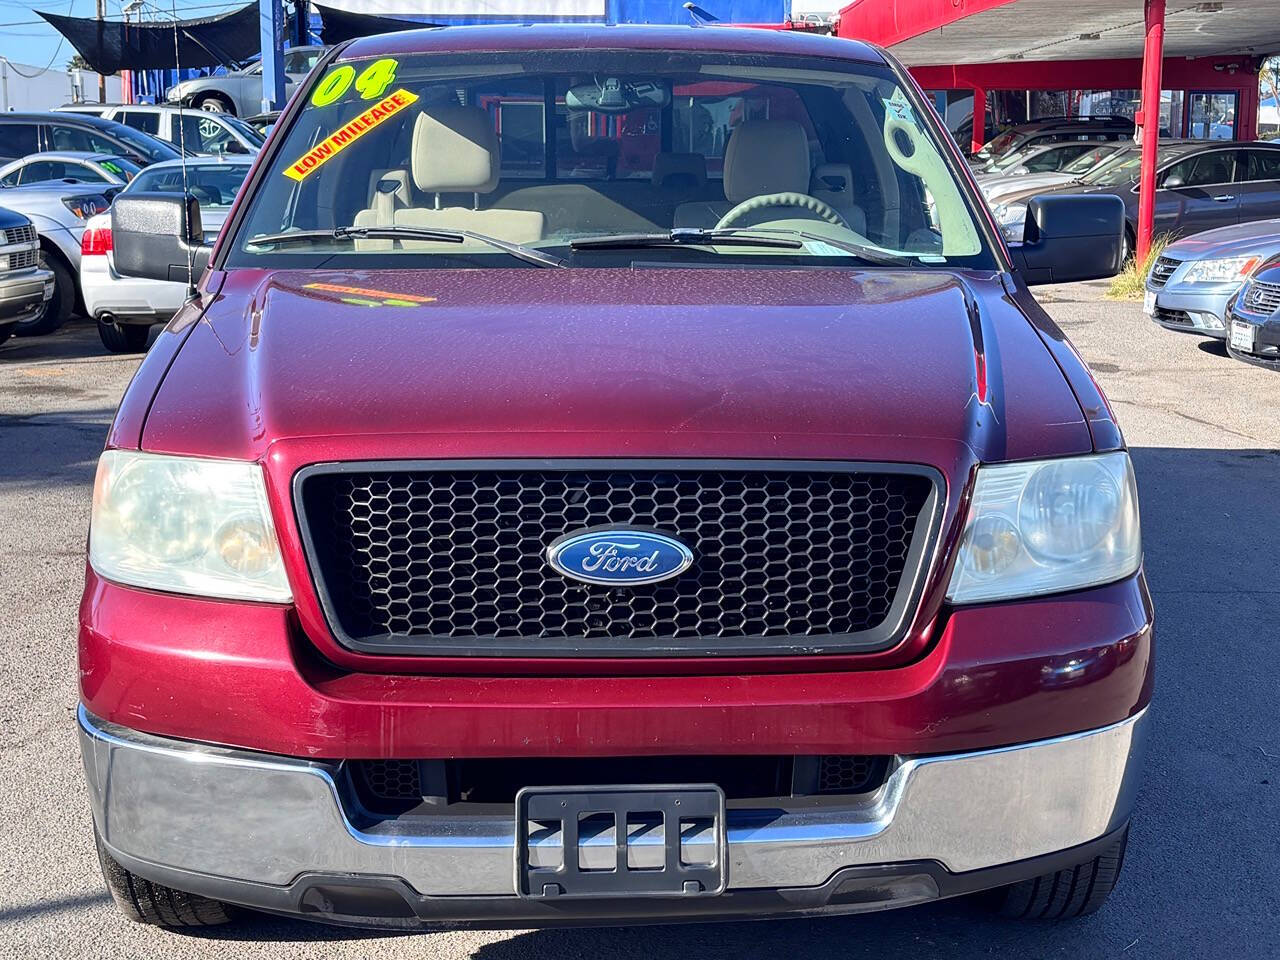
xmin=221 ymin=113 xmax=266 ymax=146
xmin=1061 ymin=146 xmax=1117 ymax=175
xmin=128 ymin=163 xmax=249 ymax=208
xmin=106 ymin=122 xmax=181 ymax=163
xmin=229 ymin=48 xmax=995 ymax=270
xmin=990 ymin=147 xmax=1036 ymax=171
xmin=97 ymin=156 xmax=143 ymax=181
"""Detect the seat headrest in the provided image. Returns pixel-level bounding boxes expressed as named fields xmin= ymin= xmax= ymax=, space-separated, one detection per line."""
xmin=652 ymin=152 xmax=707 ymax=191
xmin=723 ymin=119 xmax=810 ymax=204
xmin=411 ymin=106 xmax=499 ymax=195
xmin=812 ymin=162 xmax=853 ymax=196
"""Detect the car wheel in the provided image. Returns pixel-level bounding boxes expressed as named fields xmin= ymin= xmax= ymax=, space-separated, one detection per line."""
xmin=195 ymin=93 xmax=235 ymax=115
xmin=97 ymin=318 xmax=151 ymax=353
xmin=990 ymin=827 xmax=1128 ymax=921
xmin=16 ymin=251 xmax=72 ymax=336
xmin=95 ymin=829 xmax=235 ymax=927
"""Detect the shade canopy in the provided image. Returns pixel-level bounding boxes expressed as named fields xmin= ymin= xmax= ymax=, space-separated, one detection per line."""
xmin=38 ymin=3 xmax=261 ymax=73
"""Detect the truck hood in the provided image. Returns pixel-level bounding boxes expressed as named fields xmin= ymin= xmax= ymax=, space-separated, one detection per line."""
xmin=142 ymin=267 xmax=1092 ymax=464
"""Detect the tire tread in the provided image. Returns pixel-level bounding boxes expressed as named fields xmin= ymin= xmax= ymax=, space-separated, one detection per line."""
xmin=993 ymin=828 xmax=1128 ymax=921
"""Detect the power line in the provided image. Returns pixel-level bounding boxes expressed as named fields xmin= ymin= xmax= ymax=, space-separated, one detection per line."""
xmin=2 ymin=0 xmax=74 ymax=77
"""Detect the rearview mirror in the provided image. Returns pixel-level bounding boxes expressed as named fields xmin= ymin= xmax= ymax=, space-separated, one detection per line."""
xmin=1009 ymin=193 xmax=1126 ymax=285
xmin=565 ymin=78 xmax=670 ymax=114
xmin=111 ymin=192 xmax=212 ymax=285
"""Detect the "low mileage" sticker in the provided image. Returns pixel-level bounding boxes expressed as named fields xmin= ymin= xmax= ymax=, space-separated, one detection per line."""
xmin=283 ymin=88 xmax=419 ymax=182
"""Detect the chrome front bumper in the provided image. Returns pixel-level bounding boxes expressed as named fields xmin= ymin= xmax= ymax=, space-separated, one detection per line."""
xmin=80 ymin=706 xmax=1146 ymax=924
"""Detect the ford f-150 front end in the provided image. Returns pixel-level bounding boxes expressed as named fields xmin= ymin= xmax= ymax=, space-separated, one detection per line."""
xmin=79 ymin=25 xmax=1149 ymax=931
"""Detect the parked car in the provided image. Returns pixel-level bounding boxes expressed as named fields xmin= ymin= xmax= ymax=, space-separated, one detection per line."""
xmin=165 ymin=46 xmax=327 ymax=116
xmin=0 ymin=181 xmax=113 ymax=333
xmin=991 ymin=141 xmax=1280 ymax=256
xmin=81 ymin=156 xmax=253 ymax=352
xmin=244 ymin=110 xmax=280 ymax=136
xmin=0 ymin=208 xmax=54 ymax=345
xmin=58 ymin=103 xmax=265 ymax=156
xmin=0 ymin=151 xmax=141 ymax=188
xmin=84 ymin=25 xmax=1145 ymax=932
xmin=980 ymin=143 xmax=1129 ymax=206
xmin=0 ymin=112 xmax=182 ymax=167
xmin=972 ymin=115 xmax=1135 ymax=166
xmin=975 ymin=140 xmax=1114 ymax=182
xmin=1224 ymin=257 xmax=1280 ymax=367
xmin=1144 ymin=219 xmax=1280 ymax=338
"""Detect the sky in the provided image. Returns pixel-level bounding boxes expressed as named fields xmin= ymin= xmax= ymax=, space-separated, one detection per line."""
xmin=0 ymin=0 xmax=251 ymax=73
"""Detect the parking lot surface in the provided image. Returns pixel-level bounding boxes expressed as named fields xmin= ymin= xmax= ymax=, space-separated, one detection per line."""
xmin=2 ymin=284 xmax=1277 ymax=960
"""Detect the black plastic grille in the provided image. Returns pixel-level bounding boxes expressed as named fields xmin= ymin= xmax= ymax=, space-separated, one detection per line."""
xmin=297 ymin=464 xmax=935 ymax=656
xmin=1242 ymin=279 xmax=1280 ymax=316
xmin=2 ymin=223 xmax=36 ymax=246
xmin=359 ymin=760 xmax=422 ymax=800
xmin=816 ymin=755 xmax=880 ymax=794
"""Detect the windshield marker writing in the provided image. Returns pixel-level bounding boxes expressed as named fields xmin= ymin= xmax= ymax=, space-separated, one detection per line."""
xmin=283 ymin=89 xmax=419 ymax=182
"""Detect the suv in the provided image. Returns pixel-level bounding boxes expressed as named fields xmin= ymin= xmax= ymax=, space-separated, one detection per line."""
xmin=83 ymin=25 xmax=1148 ymax=932
xmin=0 ymin=112 xmax=181 ymax=167
xmin=973 ymin=115 xmax=1135 ymax=167
xmin=0 ymin=208 xmax=54 ymax=345
xmin=57 ymin=104 xmax=264 ymax=156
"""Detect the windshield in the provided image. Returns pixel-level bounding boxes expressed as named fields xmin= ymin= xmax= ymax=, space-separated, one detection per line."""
xmin=106 ymin=123 xmax=181 ymax=163
xmin=128 ymin=163 xmax=249 ymax=208
xmin=228 ymin=49 xmax=994 ymax=270
xmin=1062 ymin=145 xmax=1118 ymax=175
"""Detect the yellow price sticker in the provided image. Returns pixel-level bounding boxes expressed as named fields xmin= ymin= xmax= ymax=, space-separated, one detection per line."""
xmin=310 ymin=58 xmax=399 ymax=107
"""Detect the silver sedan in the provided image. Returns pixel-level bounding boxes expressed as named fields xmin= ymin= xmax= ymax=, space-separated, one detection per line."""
xmin=1144 ymin=218 xmax=1280 ymax=339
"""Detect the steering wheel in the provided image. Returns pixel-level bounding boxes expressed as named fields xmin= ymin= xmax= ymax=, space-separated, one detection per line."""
xmin=715 ymin=191 xmax=850 ymax=231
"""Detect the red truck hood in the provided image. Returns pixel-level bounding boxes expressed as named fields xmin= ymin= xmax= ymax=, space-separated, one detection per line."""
xmin=142 ymin=267 xmax=1091 ymax=465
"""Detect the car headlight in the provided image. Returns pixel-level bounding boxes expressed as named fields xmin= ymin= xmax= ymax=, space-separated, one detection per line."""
xmin=992 ymin=202 xmax=1027 ymax=242
xmin=1179 ymin=255 xmax=1260 ymax=284
xmin=89 ymin=450 xmax=292 ymax=602
xmin=947 ymin=452 xmax=1141 ymax=605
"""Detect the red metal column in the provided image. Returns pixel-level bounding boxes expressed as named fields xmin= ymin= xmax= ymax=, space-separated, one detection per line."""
xmin=1135 ymin=0 xmax=1165 ymax=263
xmin=970 ymin=86 xmax=987 ymax=154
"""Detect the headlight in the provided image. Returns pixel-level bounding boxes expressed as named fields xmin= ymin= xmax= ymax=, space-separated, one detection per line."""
xmin=992 ymin=202 xmax=1027 ymax=242
xmin=947 ymin=452 xmax=1140 ymax=605
xmin=89 ymin=450 xmax=292 ymax=602
xmin=1179 ymin=255 xmax=1260 ymax=284
xmin=0 ymin=254 xmax=8 ymax=271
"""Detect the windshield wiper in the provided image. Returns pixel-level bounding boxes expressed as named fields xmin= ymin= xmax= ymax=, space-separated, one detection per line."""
xmin=732 ymin=228 xmax=915 ymax=266
xmin=570 ymin=228 xmax=803 ymax=251
xmin=246 ymin=225 xmax=566 ymax=268
xmin=570 ymin=227 xmax=911 ymax=266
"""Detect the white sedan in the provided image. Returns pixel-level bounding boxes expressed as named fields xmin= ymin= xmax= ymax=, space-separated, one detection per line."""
xmin=80 ymin=156 xmax=252 ymax=352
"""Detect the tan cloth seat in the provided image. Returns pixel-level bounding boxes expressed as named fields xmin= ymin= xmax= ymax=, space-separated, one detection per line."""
xmin=355 ymin=106 xmax=543 ymax=248
xmin=674 ymin=119 xmax=810 ymax=228
xmin=810 ymin=163 xmax=867 ymax=237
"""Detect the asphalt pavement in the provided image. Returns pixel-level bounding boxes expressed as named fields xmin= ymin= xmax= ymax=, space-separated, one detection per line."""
xmin=2 ymin=285 xmax=1278 ymax=959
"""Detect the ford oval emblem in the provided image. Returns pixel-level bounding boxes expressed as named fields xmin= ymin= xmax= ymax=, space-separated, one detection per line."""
xmin=546 ymin=527 xmax=694 ymax=587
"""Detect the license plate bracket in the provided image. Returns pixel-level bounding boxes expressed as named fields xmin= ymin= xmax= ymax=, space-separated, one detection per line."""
xmin=515 ymin=784 xmax=727 ymax=899
xmin=1143 ymin=290 xmax=1156 ymax=316
xmin=1231 ymin=319 xmax=1256 ymax=352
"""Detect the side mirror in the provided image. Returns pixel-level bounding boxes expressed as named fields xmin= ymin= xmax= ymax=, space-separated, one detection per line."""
xmin=1010 ymin=165 xmax=1029 ymax=176
xmin=1009 ymin=193 xmax=1126 ymax=285
xmin=1162 ymin=174 xmax=1184 ymax=188
xmin=110 ymin=193 xmax=212 ymax=284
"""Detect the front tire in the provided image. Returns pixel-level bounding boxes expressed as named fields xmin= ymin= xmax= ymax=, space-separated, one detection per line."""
xmin=991 ymin=827 xmax=1128 ymax=921
xmin=16 ymin=252 xmax=72 ymax=336
xmin=97 ymin=317 xmax=151 ymax=353
xmin=95 ymin=830 xmax=235 ymax=927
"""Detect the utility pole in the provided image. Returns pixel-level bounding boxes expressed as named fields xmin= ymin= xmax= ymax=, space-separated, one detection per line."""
xmin=96 ymin=0 xmax=106 ymax=102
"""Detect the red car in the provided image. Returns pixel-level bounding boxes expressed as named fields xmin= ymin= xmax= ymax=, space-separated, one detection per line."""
xmin=80 ymin=25 xmax=1148 ymax=931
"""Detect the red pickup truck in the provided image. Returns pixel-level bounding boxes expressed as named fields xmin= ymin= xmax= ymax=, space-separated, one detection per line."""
xmin=80 ymin=25 xmax=1150 ymax=931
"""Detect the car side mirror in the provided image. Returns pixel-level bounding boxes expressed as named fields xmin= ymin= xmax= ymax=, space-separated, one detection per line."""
xmin=1162 ymin=174 xmax=1184 ymax=188
xmin=1009 ymin=193 xmax=1126 ymax=285
xmin=111 ymin=192 xmax=213 ymax=285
